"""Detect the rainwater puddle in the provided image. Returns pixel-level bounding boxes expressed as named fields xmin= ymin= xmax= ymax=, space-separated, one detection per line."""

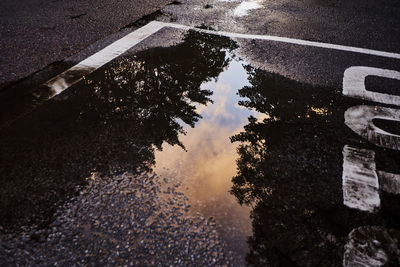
xmin=1 ymin=28 xmax=400 ymax=266
xmin=154 ymin=57 xmax=258 ymax=258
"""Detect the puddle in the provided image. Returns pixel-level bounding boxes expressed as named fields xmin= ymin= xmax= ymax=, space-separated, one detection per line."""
xmin=224 ymin=64 xmax=400 ymax=266
xmin=0 ymin=30 xmax=250 ymax=265
xmin=1 ymin=28 xmax=400 ymax=266
xmin=154 ymin=58 xmax=257 ymax=258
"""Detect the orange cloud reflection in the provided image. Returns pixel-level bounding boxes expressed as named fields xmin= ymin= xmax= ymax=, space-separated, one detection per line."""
xmin=154 ymin=84 xmax=259 ymax=246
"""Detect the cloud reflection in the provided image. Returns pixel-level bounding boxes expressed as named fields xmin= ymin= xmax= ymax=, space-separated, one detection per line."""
xmin=154 ymin=58 xmax=260 ymax=258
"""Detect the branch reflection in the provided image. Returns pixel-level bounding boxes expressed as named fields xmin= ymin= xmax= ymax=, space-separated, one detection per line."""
xmin=230 ymin=66 xmax=356 ymax=266
xmin=0 ymin=31 xmax=238 ymax=230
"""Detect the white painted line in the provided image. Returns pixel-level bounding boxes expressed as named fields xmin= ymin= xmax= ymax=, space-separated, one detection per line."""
xmin=342 ymin=145 xmax=400 ymax=212
xmin=43 ymin=21 xmax=165 ymax=98
xmin=159 ymin=21 xmax=400 ymax=60
xmin=43 ymin=21 xmax=400 ymax=99
xmin=343 ymin=66 xmax=400 ymax=106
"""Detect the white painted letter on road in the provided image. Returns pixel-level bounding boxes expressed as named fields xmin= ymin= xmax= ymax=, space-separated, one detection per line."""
xmin=342 ymin=145 xmax=380 ymax=212
xmin=342 ymin=145 xmax=400 ymax=212
xmin=344 ymin=105 xmax=400 ymax=150
xmin=343 ymin=66 xmax=400 ymax=106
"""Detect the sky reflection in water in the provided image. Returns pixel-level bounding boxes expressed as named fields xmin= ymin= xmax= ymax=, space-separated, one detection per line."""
xmin=2 ymin=27 xmax=399 ymax=266
xmin=154 ymin=58 xmax=263 ymax=256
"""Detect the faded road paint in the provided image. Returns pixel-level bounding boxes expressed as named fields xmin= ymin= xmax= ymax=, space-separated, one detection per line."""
xmin=233 ymin=1 xmax=263 ymax=17
xmin=342 ymin=65 xmax=400 ymax=213
xmin=345 ymin=105 xmax=400 ymax=150
xmin=43 ymin=21 xmax=400 ymax=103
xmin=44 ymin=22 xmax=165 ymax=98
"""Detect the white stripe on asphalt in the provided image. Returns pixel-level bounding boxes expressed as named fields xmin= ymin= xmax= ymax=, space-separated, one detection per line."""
xmin=44 ymin=20 xmax=400 ymax=98
xmin=161 ymin=21 xmax=400 ymax=60
xmin=44 ymin=21 xmax=165 ymax=97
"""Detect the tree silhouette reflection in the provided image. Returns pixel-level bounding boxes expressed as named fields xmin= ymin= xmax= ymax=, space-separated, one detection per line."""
xmin=80 ymin=30 xmax=238 ymax=150
xmin=0 ymin=31 xmax=237 ymax=230
xmin=230 ymin=66 xmax=368 ymax=266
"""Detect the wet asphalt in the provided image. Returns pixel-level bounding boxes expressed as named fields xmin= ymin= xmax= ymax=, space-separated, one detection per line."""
xmin=1 ymin=0 xmax=400 ymax=266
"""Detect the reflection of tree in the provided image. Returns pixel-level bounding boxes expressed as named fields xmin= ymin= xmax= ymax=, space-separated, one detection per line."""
xmin=0 ymin=31 xmax=237 ymax=230
xmin=81 ymin=30 xmax=237 ymax=150
xmin=230 ymin=66 xmax=374 ymax=266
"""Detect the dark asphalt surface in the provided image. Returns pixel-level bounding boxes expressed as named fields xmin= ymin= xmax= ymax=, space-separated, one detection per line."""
xmin=160 ymin=0 xmax=400 ymax=52
xmin=1 ymin=0 xmax=400 ymax=266
xmin=0 ymin=0 xmax=173 ymax=88
xmin=1 ymin=0 xmax=400 ymax=89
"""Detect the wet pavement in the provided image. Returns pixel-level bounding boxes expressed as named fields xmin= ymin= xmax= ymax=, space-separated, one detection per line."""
xmin=1 ymin=2 xmax=400 ymax=266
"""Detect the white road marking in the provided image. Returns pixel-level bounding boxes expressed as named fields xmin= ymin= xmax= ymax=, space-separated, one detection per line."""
xmin=344 ymin=226 xmax=393 ymax=266
xmin=160 ymin=22 xmax=400 ymax=59
xmin=342 ymin=145 xmax=400 ymax=212
xmin=344 ymin=105 xmax=400 ymax=151
xmin=43 ymin=21 xmax=400 ymax=99
xmin=342 ymin=145 xmax=380 ymax=212
xmin=378 ymin=170 xmax=400 ymax=195
xmin=343 ymin=66 xmax=400 ymax=106
xmin=233 ymin=1 xmax=263 ymax=17
xmin=43 ymin=21 xmax=165 ymax=98
xmin=344 ymin=105 xmax=400 ymax=150
xmin=342 ymin=67 xmax=400 ymax=212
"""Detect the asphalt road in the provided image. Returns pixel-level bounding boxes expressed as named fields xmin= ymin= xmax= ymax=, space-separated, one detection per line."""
xmin=0 ymin=0 xmax=173 ymax=88
xmin=1 ymin=0 xmax=400 ymax=266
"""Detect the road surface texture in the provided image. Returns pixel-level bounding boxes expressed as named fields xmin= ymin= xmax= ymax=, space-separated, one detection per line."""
xmin=1 ymin=0 xmax=400 ymax=266
xmin=0 ymin=0 xmax=173 ymax=88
